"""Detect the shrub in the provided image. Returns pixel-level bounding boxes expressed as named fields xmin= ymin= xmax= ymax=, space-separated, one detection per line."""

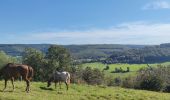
xmin=111 ymin=67 xmax=130 ymax=73
xmin=103 ymin=65 xmax=109 ymax=70
xmin=82 ymin=67 xmax=104 ymax=85
xmin=114 ymin=77 xmax=122 ymax=86
xmin=69 ymin=65 xmax=88 ymax=84
xmin=126 ymin=67 xmax=130 ymax=72
xmin=135 ymin=67 xmax=164 ymax=91
xmin=139 ymin=75 xmax=163 ymax=91
xmin=122 ymin=76 xmax=135 ymax=88
xmin=106 ymin=77 xmax=121 ymax=86
xmin=163 ymin=85 xmax=170 ymax=92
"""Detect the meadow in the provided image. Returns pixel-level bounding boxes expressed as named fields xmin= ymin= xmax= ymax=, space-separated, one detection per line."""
xmin=0 ymin=62 xmax=170 ymax=100
xmin=0 ymin=81 xmax=170 ymax=100
xmin=82 ymin=62 xmax=170 ymax=78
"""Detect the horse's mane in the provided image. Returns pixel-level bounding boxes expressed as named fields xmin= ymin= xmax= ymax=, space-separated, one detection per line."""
xmin=6 ymin=63 xmax=14 ymax=66
xmin=0 ymin=63 xmax=14 ymax=76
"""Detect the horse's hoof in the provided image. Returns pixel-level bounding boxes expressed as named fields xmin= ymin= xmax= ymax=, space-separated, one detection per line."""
xmin=2 ymin=89 xmax=6 ymax=92
xmin=26 ymin=90 xmax=29 ymax=93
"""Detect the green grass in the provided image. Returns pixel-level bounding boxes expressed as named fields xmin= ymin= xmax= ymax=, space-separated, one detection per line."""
xmin=0 ymin=81 xmax=169 ymax=100
xmin=82 ymin=62 xmax=170 ymax=78
xmin=83 ymin=62 xmax=148 ymax=71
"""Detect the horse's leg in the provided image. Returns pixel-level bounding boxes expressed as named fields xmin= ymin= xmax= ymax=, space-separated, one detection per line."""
xmin=25 ymin=79 xmax=30 ymax=92
xmin=3 ymin=79 xmax=8 ymax=92
xmin=55 ymin=82 xmax=57 ymax=89
xmin=20 ymin=76 xmax=22 ymax=81
xmin=11 ymin=77 xmax=15 ymax=91
xmin=65 ymin=82 xmax=68 ymax=90
xmin=59 ymin=81 xmax=61 ymax=89
xmin=23 ymin=74 xmax=30 ymax=92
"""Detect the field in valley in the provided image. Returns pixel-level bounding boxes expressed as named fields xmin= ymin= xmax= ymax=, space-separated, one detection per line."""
xmin=0 ymin=81 xmax=169 ymax=100
xmin=82 ymin=62 xmax=170 ymax=78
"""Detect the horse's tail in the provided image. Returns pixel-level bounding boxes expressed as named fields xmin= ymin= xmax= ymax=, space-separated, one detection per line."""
xmin=66 ymin=72 xmax=71 ymax=84
xmin=28 ymin=66 xmax=34 ymax=80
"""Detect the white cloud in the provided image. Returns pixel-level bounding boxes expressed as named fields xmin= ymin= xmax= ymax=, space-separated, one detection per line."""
xmin=142 ymin=1 xmax=170 ymax=10
xmin=7 ymin=22 xmax=170 ymax=45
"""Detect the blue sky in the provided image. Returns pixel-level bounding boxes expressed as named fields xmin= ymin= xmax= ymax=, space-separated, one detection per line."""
xmin=1 ymin=0 xmax=170 ymax=44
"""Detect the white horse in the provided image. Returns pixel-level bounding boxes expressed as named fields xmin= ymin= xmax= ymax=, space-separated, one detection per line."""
xmin=47 ymin=71 xmax=70 ymax=90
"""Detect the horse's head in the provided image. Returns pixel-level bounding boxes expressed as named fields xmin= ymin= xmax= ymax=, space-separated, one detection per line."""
xmin=47 ymin=80 xmax=51 ymax=87
xmin=47 ymin=73 xmax=55 ymax=87
xmin=47 ymin=76 xmax=54 ymax=87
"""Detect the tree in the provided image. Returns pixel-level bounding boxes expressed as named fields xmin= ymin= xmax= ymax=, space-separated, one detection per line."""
xmin=22 ymin=45 xmax=72 ymax=81
xmin=46 ymin=45 xmax=71 ymax=72
xmin=22 ymin=48 xmax=45 ymax=81
xmin=0 ymin=51 xmax=19 ymax=79
xmin=0 ymin=50 xmax=19 ymax=68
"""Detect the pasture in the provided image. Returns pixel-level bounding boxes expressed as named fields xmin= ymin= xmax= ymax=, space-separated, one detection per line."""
xmin=82 ymin=62 xmax=170 ymax=78
xmin=0 ymin=81 xmax=170 ymax=100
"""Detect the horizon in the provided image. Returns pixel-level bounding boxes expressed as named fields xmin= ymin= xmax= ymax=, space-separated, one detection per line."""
xmin=0 ymin=43 xmax=166 ymax=46
xmin=1 ymin=0 xmax=170 ymax=44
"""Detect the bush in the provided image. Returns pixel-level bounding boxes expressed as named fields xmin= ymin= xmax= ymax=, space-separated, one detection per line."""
xmin=139 ymin=75 xmax=163 ymax=91
xmin=111 ymin=67 xmax=130 ymax=73
xmin=106 ymin=77 xmax=121 ymax=86
xmin=82 ymin=67 xmax=104 ymax=85
xmin=122 ymin=76 xmax=135 ymax=88
xmin=163 ymin=85 xmax=170 ymax=92
xmin=103 ymin=65 xmax=109 ymax=70
xmin=135 ymin=66 xmax=165 ymax=91
xmin=126 ymin=67 xmax=130 ymax=72
xmin=114 ymin=77 xmax=122 ymax=86
xmin=70 ymin=65 xmax=85 ymax=84
xmin=119 ymin=65 xmax=170 ymax=92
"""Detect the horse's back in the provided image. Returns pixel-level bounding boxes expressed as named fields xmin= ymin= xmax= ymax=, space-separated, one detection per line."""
xmin=2 ymin=63 xmax=32 ymax=79
xmin=62 ymin=71 xmax=70 ymax=79
xmin=59 ymin=71 xmax=70 ymax=83
xmin=54 ymin=71 xmax=69 ymax=81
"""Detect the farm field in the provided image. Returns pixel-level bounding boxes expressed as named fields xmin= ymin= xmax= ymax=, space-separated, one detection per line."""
xmin=0 ymin=81 xmax=169 ymax=100
xmin=82 ymin=62 xmax=170 ymax=78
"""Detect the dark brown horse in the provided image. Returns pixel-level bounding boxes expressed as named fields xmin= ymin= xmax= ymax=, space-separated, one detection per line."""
xmin=0 ymin=63 xmax=33 ymax=92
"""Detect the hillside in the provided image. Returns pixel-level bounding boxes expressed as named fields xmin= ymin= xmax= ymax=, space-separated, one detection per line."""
xmin=107 ymin=44 xmax=170 ymax=64
xmin=2 ymin=44 xmax=170 ymax=63
xmin=0 ymin=44 xmax=145 ymax=59
xmin=0 ymin=81 xmax=169 ymax=100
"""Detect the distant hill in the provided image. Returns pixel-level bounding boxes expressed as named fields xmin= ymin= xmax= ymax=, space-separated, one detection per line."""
xmin=107 ymin=44 xmax=170 ymax=64
xmin=2 ymin=43 xmax=170 ymax=63
xmin=0 ymin=44 xmax=50 ymax=56
xmin=66 ymin=44 xmax=145 ymax=59
xmin=0 ymin=44 xmax=145 ymax=59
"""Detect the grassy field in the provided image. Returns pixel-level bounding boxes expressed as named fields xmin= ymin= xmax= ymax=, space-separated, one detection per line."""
xmin=82 ymin=62 xmax=170 ymax=78
xmin=0 ymin=81 xmax=169 ymax=100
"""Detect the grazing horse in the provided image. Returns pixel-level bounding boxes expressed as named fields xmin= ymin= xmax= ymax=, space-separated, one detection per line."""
xmin=0 ymin=63 xmax=34 ymax=92
xmin=47 ymin=71 xmax=70 ymax=90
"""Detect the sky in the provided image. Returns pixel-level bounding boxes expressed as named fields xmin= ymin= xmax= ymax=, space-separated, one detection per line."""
xmin=0 ymin=0 xmax=170 ymax=44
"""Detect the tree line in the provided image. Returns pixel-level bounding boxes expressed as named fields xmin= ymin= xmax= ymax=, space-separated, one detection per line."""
xmin=105 ymin=46 xmax=170 ymax=64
